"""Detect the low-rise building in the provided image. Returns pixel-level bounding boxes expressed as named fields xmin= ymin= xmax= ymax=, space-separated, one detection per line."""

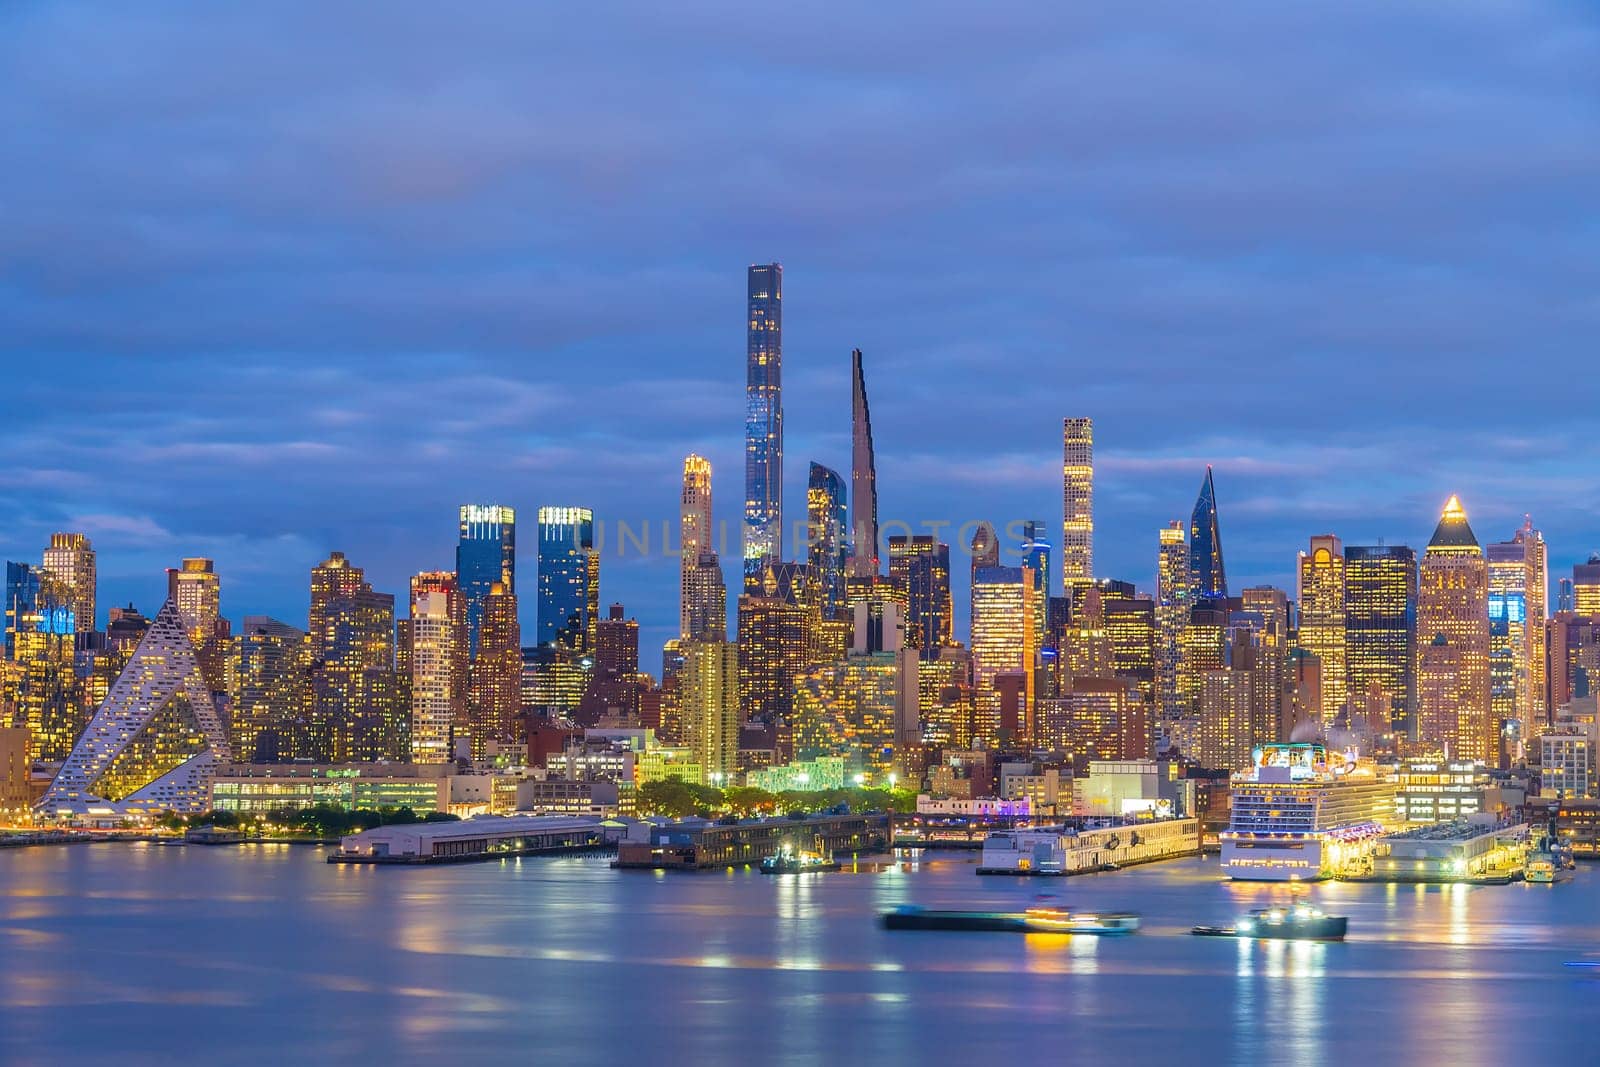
xmin=515 ymin=778 xmax=620 ymax=816
xmin=209 ymin=763 xmax=452 ymax=815
xmin=1372 ymin=816 xmax=1529 ymax=881
xmin=614 ymin=811 xmax=889 ymax=869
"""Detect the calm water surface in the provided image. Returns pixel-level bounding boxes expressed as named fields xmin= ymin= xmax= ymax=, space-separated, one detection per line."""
xmin=3 ymin=843 xmax=1597 ymax=1065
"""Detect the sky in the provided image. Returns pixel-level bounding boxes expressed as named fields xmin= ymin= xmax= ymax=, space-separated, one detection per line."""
xmin=2 ymin=1 xmax=1596 ymax=663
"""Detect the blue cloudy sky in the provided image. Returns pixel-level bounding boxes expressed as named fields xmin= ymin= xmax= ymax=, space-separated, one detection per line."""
xmin=2 ymin=2 xmax=1596 ymax=661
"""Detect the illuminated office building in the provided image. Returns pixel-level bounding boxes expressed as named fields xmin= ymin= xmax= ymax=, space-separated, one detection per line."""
xmin=538 ymin=506 xmax=599 ymax=650
xmin=231 ymin=616 xmax=307 ymax=763
xmin=10 ymin=599 xmax=80 ymax=762
xmin=41 ymin=532 xmax=95 ymax=635
xmin=1417 ymin=497 xmax=1492 ymax=762
xmin=1156 ymin=521 xmax=1188 ymax=720
xmin=1344 ymin=544 xmax=1417 ymax=736
xmin=469 ymin=582 xmax=521 ymax=760
xmin=1098 ymin=582 xmax=1158 ymax=707
xmin=1575 ymin=555 xmax=1600 ymax=617
xmin=680 ymin=455 xmax=727 ymax=640
xmin=682 ymin=640 xmax=740 ymax=781
xmin=457 ymin=504 xmax=515 ymax=656
xmin=736 ymin=593 xmax=815 ymax=722
xmin=1177 ymin=599 xmax=1228 ymax=718
xmin=168 ymin=558 xmax=227 ymax=693
xmin=1188 ymin=467 xmax=1227 ymax=601
xmin=39 ymin=600 xmax=232 ymax=819
xmin=970 ymin=565 xmax=1039 ymax=747
xmin=1487 ymin=524 xmax=1541 ymax=753
xmin=1297 ymin=535 xmax=1347 ymax=726
xmin=410 ymin=591 xmax=454 ymax=764
xmin=744 ymin=263 xmax=783 ymax=591
xmin=889 ymin=536 xmax=952 ymax=658
xmin=5 ymin=561 xmax=40 ymax=659
xmin=1020 ymin=520 xmax=1052 ymax=600
xmin=807 ymin=462 xmax=848 ymax=620
xmin=1061 ymin=417 xmax=1094 ymax=597
xmin=848 ymin=348 xmax=880 ymax=579
xmin=1517 ymin=520 xmax=1548 ymax=728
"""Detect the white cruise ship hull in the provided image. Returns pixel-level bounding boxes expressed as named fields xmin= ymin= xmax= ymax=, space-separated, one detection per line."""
xmin=1221 ymin=836 xmax=1328 ymax=881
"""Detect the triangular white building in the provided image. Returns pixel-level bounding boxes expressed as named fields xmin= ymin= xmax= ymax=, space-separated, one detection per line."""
xmin=38 ymin=599 xmax=231 ymax=820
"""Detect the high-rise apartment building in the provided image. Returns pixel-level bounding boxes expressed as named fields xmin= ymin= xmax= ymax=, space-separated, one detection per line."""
xmin=683 ymin=640 xmax=740 ymax=780
xmin=1061 ymin=417 xmax=1094 ymax=597
xmin=970 ymin=565 xmax=1039 ymax=747
xmin=744 ymin=263 xmax=783 ymax=591
xmin=537 ymin=506 xmax=598 ymax=650
xmin=410 ymin=590 xmax=454 ymax=764
xmin=1574 ymin=556 xmax=1600 ymax=617
xmin=41 ymin=532 xmax=95 ymax=634
xmin=736 ymin=594 xmax=815 ymax=723
xmin=680 ymin=455 xmax=718 ymax=636
xmin=1487 ymin=521 xmax=1544 ymax=751
xmin=231 ymin=616 xmax=307 ymax=763
xmin=457 ymin=504 xmax=515 ymax=657
xmin=1417 ymin=497 xmax=1492 ymax=762
xmin=1297 ymin=535 xmax=1347 ymax=726
xmin=1344 ymin=544 xmax=1417 ymax=736
xmin=168 ymin=558 xmax=227 ymax=693
xmin=468 ymin=581 xmax=521 ymax=760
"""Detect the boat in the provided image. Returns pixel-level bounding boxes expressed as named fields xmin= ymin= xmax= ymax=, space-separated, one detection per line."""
xmin=760 ymin=849 xmax=841 ymax=874
xmin=1192 ymin=902 xmax=1347 ymax=941
xmin=881 ymin=904 xmax=1139 ymax=935
xmin=1221 ymin=742 xmax=1393 ymax=881
xmin=1527 ymin=817 xmax=1575 ymax=884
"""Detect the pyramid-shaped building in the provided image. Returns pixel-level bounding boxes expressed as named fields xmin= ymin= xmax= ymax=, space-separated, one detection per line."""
xmin=38 ymin=599 xmax=231 ymax=820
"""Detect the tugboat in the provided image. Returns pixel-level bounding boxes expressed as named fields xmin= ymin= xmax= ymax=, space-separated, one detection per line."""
xmin=881 ymin=904 xmax=1140 ymax=935
xmin=760 ymin=847 xmax=841 ymax=874
xmin=1192 ymin=902 xmax=1347 ymax=941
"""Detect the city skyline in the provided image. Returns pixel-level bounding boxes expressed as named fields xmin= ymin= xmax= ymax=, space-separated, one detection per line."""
xmin=2 ymin=4 xmax=1596 ymax=661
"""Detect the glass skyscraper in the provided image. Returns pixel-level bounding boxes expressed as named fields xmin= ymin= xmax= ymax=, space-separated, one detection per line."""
xmin=1344 ymin=544 xmax=1418 ymax=736
xmin=1188 ymin=467 xmax=1227 ymax=601
xmin=457 ymin=504 xmax=516 ymax=657
xmin=4 ymin=561 xmax=40 ymax=659
xmin=807 ymin=462 xmax=848 ymax=619
xmin=537 ymin=506 xmax=597 ymax=650
xmin=744 ymin=263 xmax=783 ymax=592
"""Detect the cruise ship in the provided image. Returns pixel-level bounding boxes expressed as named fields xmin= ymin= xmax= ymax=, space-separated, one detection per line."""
xmin=1221 ymin=742 xmax=1395 ymax=881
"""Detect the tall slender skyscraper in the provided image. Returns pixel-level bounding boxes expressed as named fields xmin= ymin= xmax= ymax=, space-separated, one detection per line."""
xmin=457 ymin=505 xmax=516 ymax=657
xmin=1188 ymin=467 xmax=1227 ymax=601
xmin=849 ymin=348 xmax=879 ymax=579
xmin=744 ymin=263 xmax=783 ymax=592
xmin=537 ymin=506 xmax=598 ymax=650
xmin=410 ymin=590 xmax=454 ymax=764
xmin=1516 ymin=519 xmax=1549 ymax=727
xmin=1417 ymin=496 xmax=1491 ymax=761
xmin=1061 ymin=417 xmax=1094 ymax=597
xmin=468 ymin=581 xmax=521 ymax=760
xmin=1021 ymin=520 xmax=1051 ymax=598
xmin=1344 ymin=544 xmax=1418 ymax=736
xmin=1156 ymin=521 xmax=1188 ymax=720
xmin=1297 ymin=535 xmax=1347 ymax=726
xmin=41 ymin=532 xmax=95 ymax=634
xmin=807 ymin=462 xmax=848 ymax=619
xmin=680 ymin=456 xmax=717 ymax=637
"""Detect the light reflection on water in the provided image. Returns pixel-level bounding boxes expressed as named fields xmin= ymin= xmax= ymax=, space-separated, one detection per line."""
xmin=1 ymin=847 xmax=1597 ymax=1064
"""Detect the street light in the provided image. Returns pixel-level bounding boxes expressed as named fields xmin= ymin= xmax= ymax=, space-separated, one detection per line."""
xmin=853 ymin=773 xmax=866 ymax=787
xmin=888 ymin=773 xmax=898 ymax=788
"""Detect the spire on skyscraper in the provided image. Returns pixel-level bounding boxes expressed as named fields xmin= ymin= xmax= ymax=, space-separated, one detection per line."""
xmin=848 ymin=347 xmax=879 ymax=579
xmin=1189 ymin=466 xmax=1227 ymax=600
xmin=1426 ymin=494 xmax=1480 ymax=553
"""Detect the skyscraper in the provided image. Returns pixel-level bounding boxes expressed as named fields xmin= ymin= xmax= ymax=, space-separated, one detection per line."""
xmin=168 ymin=558 xmax=227 ymax=694
xmin=1297 ymin=535 xmax=1347 ymax=726
xmin=1188 ymin=467 xmax=1227 ymax=601
xmin=457 ymin=504 xmax=516 ymax=657
xmin=1517 ymin=520 xmax=1549 ymax=727
xmin=970 ymin=564 xmax=1039 ymax=747
xmin=807 ymin=462 xmax=848 ymax=620
xmin=1344 ymin=544 xmax=1418 ymax=736
xmin=1155 ymin=521 xmax=1188 ymax=721
xmin=4 ymin=561 xmax=40 ymax=659
xmin=1020 ymin=520 xmax=1051 ymax=597
xmin=736 ymin=594 xmax=815 ymax=723
xmin=1487 ymin=525 xmax=1539 ymax=752
xmin=1061 ymin=417 xmax=1094 ymax=597
xmin=1416 ymin=497 xmax=1491 ymax=761
xmin=889 ymin=536 xmax=952 ymax=658
xmin=231 ymin=616 xmax=307 ymax=763
xmin=410 ymin=590 xmax=455 ymax=764
xmin=1574 ymin=555 xmax=1600 ymax=617
xmin=469 ymin=581 xmax=521 ymax=760
xmin=308 ymin=552 xmax=366 ymax=664
xmin=848 ymin=348 xmax=879 ymax=579
xmin=680 ymin=455 xmax=715 ymax=633
xmin=306 ymin=556 xmax=400 ymax=763
xmin=744 ymin=263 xmax=783 ymax=592
xmin=537 ymin=506 xmax=598 ymax=650
xmin=41 ymin=532 xmax=95 ymax=634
